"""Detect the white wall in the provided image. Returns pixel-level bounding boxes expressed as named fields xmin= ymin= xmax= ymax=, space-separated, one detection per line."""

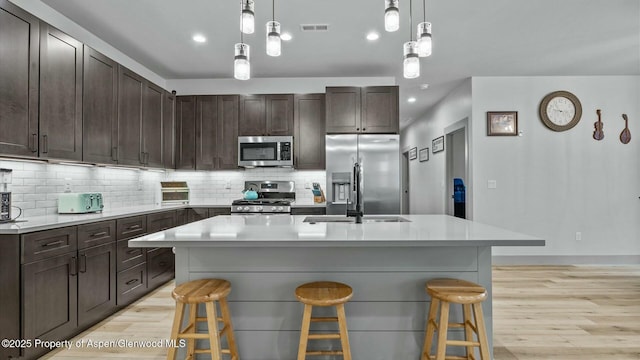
xmin=400 ymin=79 xmax=472 ymax=214
xmin=471 ymin=76 xmax=640 ymax=258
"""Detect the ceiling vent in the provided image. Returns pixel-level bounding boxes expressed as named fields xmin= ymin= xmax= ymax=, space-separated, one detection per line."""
xmin=300 ymin=24 xmax=329 ymax=32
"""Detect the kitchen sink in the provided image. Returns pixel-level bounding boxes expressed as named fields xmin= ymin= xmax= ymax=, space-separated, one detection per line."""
xmin=303 ymin=216 xmax=411 ymax=224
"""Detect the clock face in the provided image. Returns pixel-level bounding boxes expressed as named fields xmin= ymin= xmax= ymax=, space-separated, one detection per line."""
xmin=539 ymin=91 xmax=582 ymax=131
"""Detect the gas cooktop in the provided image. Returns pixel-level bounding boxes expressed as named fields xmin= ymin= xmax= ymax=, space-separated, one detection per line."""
xmin=231 ymin=180 xmax=295 ymax=214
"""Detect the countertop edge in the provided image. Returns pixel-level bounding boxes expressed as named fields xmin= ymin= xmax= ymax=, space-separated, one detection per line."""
xmin=129 ymin=239 xmax=546 ymax=248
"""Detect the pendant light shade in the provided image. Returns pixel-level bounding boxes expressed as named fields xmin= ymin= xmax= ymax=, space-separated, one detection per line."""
xmin=234 ymin=43 xmax=250 ymax=80
xmin=403 ymin=41 xmax=420 ymax=79
xmin=384 ymin=0 xmax=400 ymax=32
xmin=266 ymin=21 xmax=282 ymax=57
xmin=241 ymin=0 xmax=255 ymax=34
xmin=417 ymin=22 xmax=432 ymax=57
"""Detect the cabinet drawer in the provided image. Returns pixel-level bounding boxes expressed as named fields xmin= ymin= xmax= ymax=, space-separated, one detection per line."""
xmin=116 ymin=239 xmax=146 ymax=271
xmin=147 ymin=248 xmax=175 ymax=289
xmin=22 ymin=226 xmax=77 ymax=264
xmin=147 ymin=211 xmax=176 ymax=233
xmin=116 ymin=262 xmax=147 ymax=306
xmin=77 ymin=220 xmax=116 ymax=249
xmin=116 ymin=215 xmax=147 ymax=240
xmin=208 ymin=207 xmax=231 ymax=217
xmin=291 ymin=207 xmax=326 ymax=216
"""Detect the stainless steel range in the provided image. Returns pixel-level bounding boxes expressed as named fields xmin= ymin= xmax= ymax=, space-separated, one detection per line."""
xmin=231 ymin=181 xmax=295 ymax=214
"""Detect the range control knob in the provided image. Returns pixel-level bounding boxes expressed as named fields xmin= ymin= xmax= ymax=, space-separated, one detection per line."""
xmin=277 ymin=206 xmax=284 ymax=212
xmin=236 ymin=206 xmax=243 ymax=212
xmin=243 ymin=206 xmax=250 ymax=211
xmin=271 ymin=206 xmax=277 ymax=211
xmin=256 ymin=206 xmax=263 ymax=212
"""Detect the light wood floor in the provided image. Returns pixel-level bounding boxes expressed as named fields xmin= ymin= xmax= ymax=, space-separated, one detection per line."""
xmin=41 ymin=265 xmax=640 ymax=360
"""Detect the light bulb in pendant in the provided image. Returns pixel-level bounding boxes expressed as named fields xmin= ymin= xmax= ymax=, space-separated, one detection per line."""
xmin=417 ymin=22 xmax=432 ymax=57
xmin=234 ymin=43 xmax=250 ymax=80
xmin=384 ymin=0 xmax=400 ymax=32
xmin=266 ymin=21 xmax=281 ymax=57
xmin=241 ymin=0 xmax=255 ymax=34
xmin=403 ymin=41 xmax=420 ymax=79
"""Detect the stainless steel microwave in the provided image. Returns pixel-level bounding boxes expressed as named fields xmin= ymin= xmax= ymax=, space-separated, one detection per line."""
xmin=238 ymin=136 xmax=293 ymax=167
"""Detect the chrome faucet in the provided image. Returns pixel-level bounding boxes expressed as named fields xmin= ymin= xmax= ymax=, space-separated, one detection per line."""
xmin=346 ymin=162 xmax=363 ymax=223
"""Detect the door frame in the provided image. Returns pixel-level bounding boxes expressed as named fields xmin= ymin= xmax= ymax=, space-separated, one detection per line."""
xmin=444 ymin=117 xmax=471 ymax=219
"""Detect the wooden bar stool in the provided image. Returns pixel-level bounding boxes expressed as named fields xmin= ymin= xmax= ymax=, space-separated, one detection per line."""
xmin=421 ymin=278 xmax=490 ymax=360
xmin=167 ymin=279 xmax=239 ymax=360
xmin=295 ymin=281 xmax=353 ymax=360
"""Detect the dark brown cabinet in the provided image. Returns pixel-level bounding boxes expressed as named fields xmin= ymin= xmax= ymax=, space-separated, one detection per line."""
xmin=115 ymin=215 xmax=148 ymax=305
xmin=77 ymin=242 xmax=116 ymax=327
xmin=175 ymin=96 xmax=196 ymax=170
xmin=147 ymin=211 xmax=176 ymax=233
xmin=39 ymin=23 xmax=83 ymax=161
xmin=0 ymin=0 xmax=39 ymax=157
xmin=83 ymin=46 xmax=118 ymax=164
xmin=294 ymin=94 xmax=326 ymax=169
xmin=0 ymin=235 xmax=20 ymax=360
xmin=291 ymin=207 xmax=327 ymax=215
xmin=117 ymin=66 xmax=144 ymax=166
xmin=326 ymin=86 xmax=399 ymax=134
xmin=194 ymin=95 xmax=239 ymax=170
xmin=147 ymin=247 xmax=175 ymax=289
xmin=143 ymin=82 xmax=164 ymax=168
xmin=188 ymin=207 xmax=210 ymax=222
xmin=239 ymin=94 xmax=293 ymax=136
xmin=163 ymin=91 xmax=176 ymax=169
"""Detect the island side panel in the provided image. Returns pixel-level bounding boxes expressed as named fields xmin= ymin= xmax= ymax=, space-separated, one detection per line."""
xmin=174 ymin=246 xmax=487 ymax=360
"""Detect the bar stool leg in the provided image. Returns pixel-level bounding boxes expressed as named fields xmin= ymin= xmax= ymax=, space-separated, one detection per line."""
xmin=297 ymin=304 xmax=313 ymax=360
xmin=472 ymin=303 xmax=491 ymax=360
xmin=186 ymin=303 xmax=197 ymax=359
xmin=462 ymin=304 xmax=474 ymax=360
xmin=422 ymin=298 xmax=439 ymax=360
xmin=336 ymin=304 xmax=352 ymax=360
xmin=435 ymin=301 xmax=450 ymax=360
xmin=205 ymin=301 xmax=222 ymax=360
xmin=219 ymin=297 xmax=239 ymax=360
xmin=167 ymin=302 xmax=185 ymax=360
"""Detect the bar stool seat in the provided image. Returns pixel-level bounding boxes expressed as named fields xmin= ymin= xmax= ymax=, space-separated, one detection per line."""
xmin=167 ymin=279 xmax=239 ymax=360
xmin=422 ymin=278 xmax=490 ymax=360
xmin=295 ymin=281 xmax=353 ymax=360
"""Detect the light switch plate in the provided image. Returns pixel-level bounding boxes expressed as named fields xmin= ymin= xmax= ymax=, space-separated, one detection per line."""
xmin=488 ymin=180 xmax=497 ymax=189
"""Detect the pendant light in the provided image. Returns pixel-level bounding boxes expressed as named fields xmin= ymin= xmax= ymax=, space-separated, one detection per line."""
xmin=266 ymin=0 xmax=281 ymax=57
xmin=384 ymin=0 xmax=400 ymax=32
xmin=234 ymin=13 xmax=250 ymax=80
xmin=240 ymin=0 xmax=255 ymax=34
xmin=403 ymin=0 xmax=419 ymax=78
xmin=416 ymin=0 xmax=432 ymax=57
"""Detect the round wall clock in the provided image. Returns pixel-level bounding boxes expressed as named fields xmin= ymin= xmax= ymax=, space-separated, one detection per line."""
xmin=539 ymin=90 xmax=582 ymax=131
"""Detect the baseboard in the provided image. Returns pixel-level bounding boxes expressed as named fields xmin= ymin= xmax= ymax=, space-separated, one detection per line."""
xmin=492 ymin=255 xmax=640 ymax=265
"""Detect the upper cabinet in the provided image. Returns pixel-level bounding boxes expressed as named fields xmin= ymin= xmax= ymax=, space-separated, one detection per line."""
xmin=39 ymin=23 xmax=83 ymax=161
xmin=216 ymin=96 xmax=239 ymax=169
xmin=175 ymin=96 xmax=196 ymax=170
xmin=162 ymin=91 xmax=176 ymax=169
xmin=239 ymin=94 xmax=293 ymax=136
xmin=0 ymin=0 xmax=39 ymax=157
xmin=142 ymin=82 xmax=164 ymax=168
xmin=326 ymin=86 xmax=399 ymax=134
xmin=193 ymin=95 xmax=239 ymax=170
xmin=294 ymin=94 xmax=325 ymax=170
xmin=83 ymin=46 xmax=118 ymax=164
xmin=117 ymin=66 xmax=145 ymax=166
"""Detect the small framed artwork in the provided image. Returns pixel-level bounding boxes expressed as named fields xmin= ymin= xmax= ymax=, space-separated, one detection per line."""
xmin=487 ymin=111 xmax=518 ymax=136
xmin=409 ymin=147 xmax=417 ymax=160
xmin=419 ymin=148 xmax=429 ymax=162
xmin=432 ymin=136 xmax=444 ymax=153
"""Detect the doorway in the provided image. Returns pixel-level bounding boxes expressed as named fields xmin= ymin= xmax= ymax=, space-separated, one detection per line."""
xmin=401 ymin=151 xmax=410 ymax=214
xmin=445 ymin=119 xmax=469 ymax=219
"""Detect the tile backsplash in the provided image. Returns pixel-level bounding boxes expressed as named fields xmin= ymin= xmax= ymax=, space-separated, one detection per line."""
xmin=0 ymin=159 xmax=325 ymax=218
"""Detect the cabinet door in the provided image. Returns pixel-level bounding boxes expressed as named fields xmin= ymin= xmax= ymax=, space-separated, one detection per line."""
xmin=294 ymin=94 xmax=325 ymax=169
xmin=0 ymin=235 xmax=20 ymax=360
xmin=175 ymin=96 xmax=196 ymax=170
xmin=217 ymin=95 xmax=239 ymax=169
xmin=362 ymin=86 xmax=399 ymax=134
xmin=77 ymin=242 xmax=116 ymax=327
xmin=163 ymin=91 xmax=176 ymax=169
xmin=325 ymin=87 xmax=361 ymax=133
xmin=116 ymin=261 xmax=146 ymax=306
xmin=239 ymin=95 xmax=266 ymax=136
xmin=195 ymin=95 xmax=218 ymax=170
xmin=117 ymin=66 xmax=144 ymax=166
xmin=22 ymin=252 xmax=77 ymax=358
xmin=39 ymin=23 xmax=83 ymax=161
xmin=209 ymin=207 xmax=231 ymax=217
xmin=142 ymin=81 xmax=164 ymax=167
xmin=146 ymin=247 xmax=174 ymax=290
xmin=266 ymin=94 xmax=293 ymax=136
xmin=187 ymin=208 xmax=210 ymax=222
xmin=147 ymin=211 xmax=176 ymax=233
xmin=176 ymin=208 xmax=188 ymax=226
xmin=83 ymin=46 xmax=118 ymax=164
xmin=0 ymin=0 xmax=39 ymax=157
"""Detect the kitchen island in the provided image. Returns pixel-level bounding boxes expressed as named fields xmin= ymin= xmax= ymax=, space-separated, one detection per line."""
xmin=129 ymin=214 xmax=544 ymax=360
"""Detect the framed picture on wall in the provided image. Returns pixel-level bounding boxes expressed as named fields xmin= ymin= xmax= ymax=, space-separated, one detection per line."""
xmin=409 ymin=147 xmax=417 ymax=160
xmin=419 ymin=148 xmax=429 ymax=162
xmin=432 ymin=136 xmax=444 ymax=153
xmin=487 ymin=111 xmax=518 ymax=136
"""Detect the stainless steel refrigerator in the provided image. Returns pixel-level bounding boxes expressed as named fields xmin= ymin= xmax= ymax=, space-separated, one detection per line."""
xmin=325 ymin=134 xmax=401 ymax=215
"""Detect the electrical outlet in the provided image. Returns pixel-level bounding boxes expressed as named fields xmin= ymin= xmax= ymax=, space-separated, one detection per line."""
xmin=305 ymin=182 xmax=311 ymax=189
xmin=225 ymin=181 xmax=231 ymax=189
xmin=575 ymin=232 xmax=582 ymax=241
xmin=64 ymin=178 xmax=72 ymax=193
xmin=138 ymin=180 xmax=143 ymax=191
xmin=488 ymin=180 xmax=497 ymax=189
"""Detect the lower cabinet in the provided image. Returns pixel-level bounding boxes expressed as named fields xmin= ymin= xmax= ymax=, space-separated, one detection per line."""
xmin=291 ymin=207 xmax=327 ymax=215
xmin=188 ymin=207 xmax=210 ymax=222
xmin=77 ymin=242 xmax=116 ymax=327
xmin=147 ymin=247 xmax=175 ymax=289
xmin=116 ymin=261 xmax=147 ymax=306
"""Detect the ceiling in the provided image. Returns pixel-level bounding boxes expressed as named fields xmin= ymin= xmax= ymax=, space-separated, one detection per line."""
xmin=37 ymin=0 xmax=640 ymax=126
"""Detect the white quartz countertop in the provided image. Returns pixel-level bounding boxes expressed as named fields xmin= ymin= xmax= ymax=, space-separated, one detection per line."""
xmin=128 ymin=215 xmax=545 ymax=247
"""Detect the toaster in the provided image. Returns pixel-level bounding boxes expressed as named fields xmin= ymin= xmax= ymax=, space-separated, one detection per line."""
xmin=58 ymin=193 xmax=104 ymax=214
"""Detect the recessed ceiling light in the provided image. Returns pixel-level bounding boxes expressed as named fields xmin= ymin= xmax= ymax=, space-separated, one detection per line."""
xmin=407 ymin=97 xmax=417 ymax=103
xmin=366 ymin=32 xmax=380 ymax=41
xmin=192 ymin=34 xmax=206 ymax=43
xmin=281 ymin=32 xmax=292 ymax=41
xmin=419 ymin=83 xmax=430 ymax=90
